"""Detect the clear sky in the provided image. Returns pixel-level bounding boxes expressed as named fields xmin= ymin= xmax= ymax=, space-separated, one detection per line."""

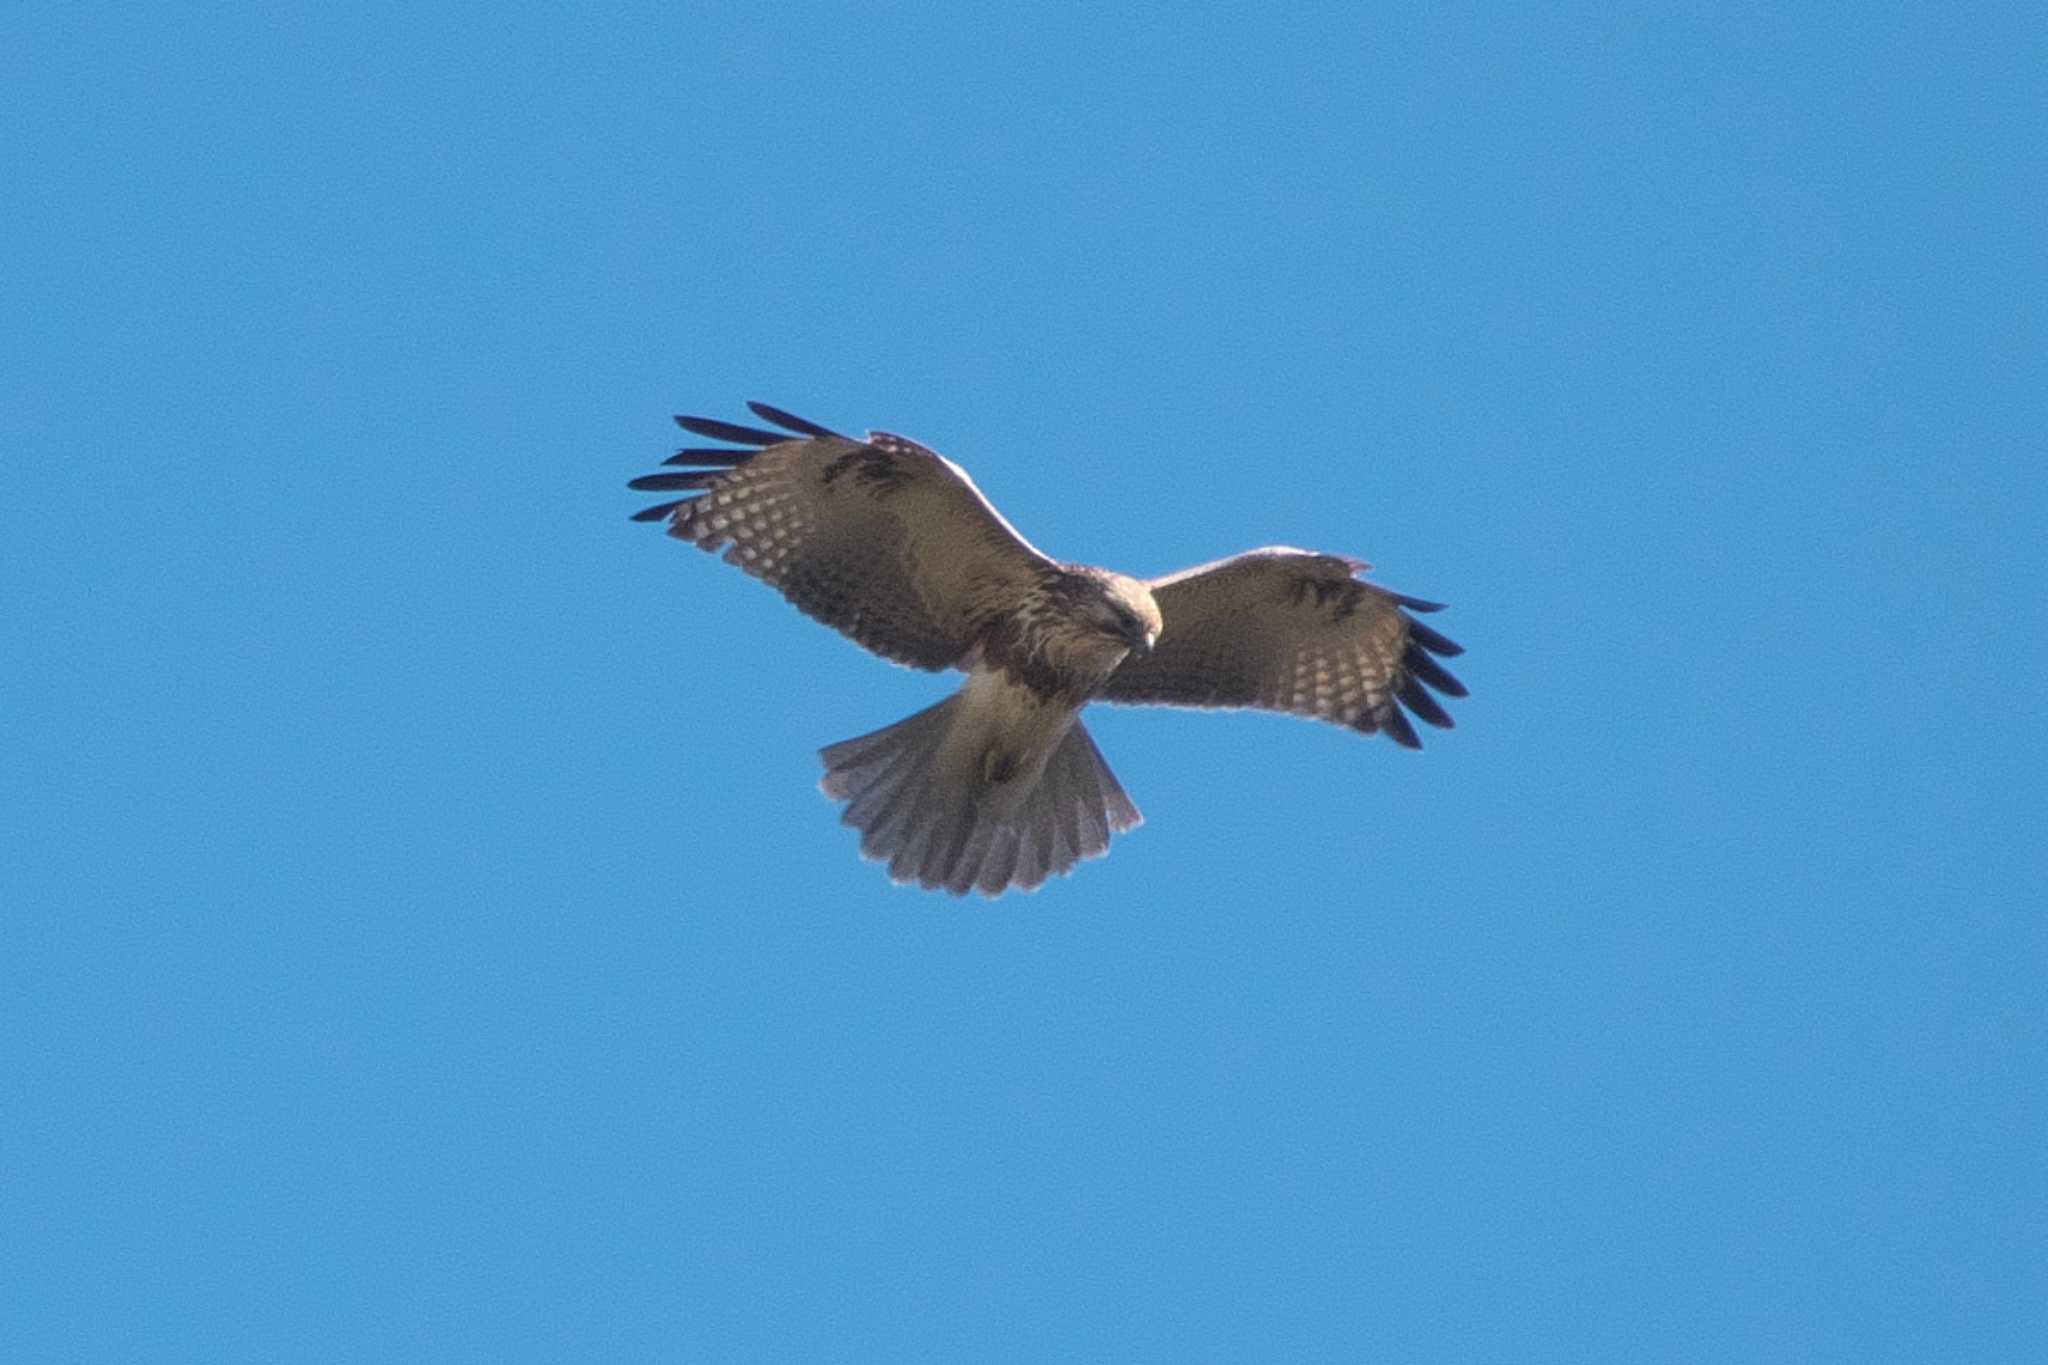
xmin=5 ymin=3 xmax=2044 ymax=1360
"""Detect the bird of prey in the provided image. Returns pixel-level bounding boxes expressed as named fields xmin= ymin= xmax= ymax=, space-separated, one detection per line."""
xmin=629 ymin=402 xmax=1466 ymax=897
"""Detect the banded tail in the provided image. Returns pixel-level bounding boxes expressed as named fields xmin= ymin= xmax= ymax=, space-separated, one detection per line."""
xmin=819 ymin=696 xmax=1142 ymax=897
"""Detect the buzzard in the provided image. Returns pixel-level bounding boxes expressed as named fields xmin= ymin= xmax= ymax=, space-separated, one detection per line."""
xmin=629 ymin=402 xmax=1466 ymax=897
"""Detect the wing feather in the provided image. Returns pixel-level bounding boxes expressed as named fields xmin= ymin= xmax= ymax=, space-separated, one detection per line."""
xmin=745 ymin=400 xmax=845 ymax=439
xmin=662 ymin=447 xmax=756 ymax=468
xmin=629 ymin=406 xmax=1053 ymax=670
xmin=1098 ymin=547 xmax=1466 ymax=747
xmin=672 ymin=414 xmax=790 ymax=446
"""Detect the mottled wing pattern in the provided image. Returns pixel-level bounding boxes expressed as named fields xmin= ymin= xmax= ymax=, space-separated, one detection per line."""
xmin=1097 ymin=547 xmax=1467 ymax=747
xmin=628 ymin=403 xmax=1054 ymax=670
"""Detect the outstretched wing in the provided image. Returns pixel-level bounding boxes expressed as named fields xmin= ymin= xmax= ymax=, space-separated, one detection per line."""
xmin=628 ymin=402 xmax=1055 ymax=670
xmin=1097 ymin=547 xmax=1467 ymax=748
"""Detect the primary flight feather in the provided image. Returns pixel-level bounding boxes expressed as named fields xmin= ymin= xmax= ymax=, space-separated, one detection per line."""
xmin=629 ymin=402 xmax=1466 ymax=897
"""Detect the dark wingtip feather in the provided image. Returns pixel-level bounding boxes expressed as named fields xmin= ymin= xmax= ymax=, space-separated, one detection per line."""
xmin=674 ymin=414 xmax=789 ymax=446
xmin=1391 ymin=592 xmax=1448 ymax=613
xmin=629 ymin=499 xmax=693 ymax=523
xmin=1406 ymin=618 xmax=1465 ymax=658
xmin=628 ymin=470 xmax=724 ymax=492
xmin=1381 ymin=706 xmax=1423 ymax=749
xmin=663 ymin=446 xmax=752 ymax=468
xmin=1397 ymin=676 xmax=1455 ymax=729
xmin=746 ymin=401 xmax=843 ymax=439
xmin=1405 ymin=649 xmax=1469 ymax=699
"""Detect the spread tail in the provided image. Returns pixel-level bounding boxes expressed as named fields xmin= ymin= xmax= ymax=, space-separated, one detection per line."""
xmin=819 ymin=699 xmax=1141 ymax=897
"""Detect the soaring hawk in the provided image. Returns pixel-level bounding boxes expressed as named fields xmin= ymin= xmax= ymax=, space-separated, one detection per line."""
xmin=630 ymin=402 xmax=1466 ymax=897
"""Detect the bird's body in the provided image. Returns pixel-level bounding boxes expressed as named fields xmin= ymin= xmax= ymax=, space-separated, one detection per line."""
xmin=630 ymin=402 xmax=1465 ymax=897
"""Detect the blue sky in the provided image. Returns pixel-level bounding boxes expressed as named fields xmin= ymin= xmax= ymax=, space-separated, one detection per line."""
xmin=5 ymin=3 xmax=2044 ymax=1359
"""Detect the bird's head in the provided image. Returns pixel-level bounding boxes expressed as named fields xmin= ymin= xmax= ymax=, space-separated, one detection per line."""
xmin=1085 ymin=572 xmax=1162 ymax=658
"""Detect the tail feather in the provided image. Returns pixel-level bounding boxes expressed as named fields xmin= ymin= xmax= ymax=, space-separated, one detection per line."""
xmin=924 ymin=803 xmax=976 ymax=892
xmin=1024 ymin=818 xmax=1056 ymax=892
xmin=1072 ymin=775 xmax=1110 ymax=853
xmin=884 ymin=768 xmax=950 ymax=882
xmin=1028 ymin=803 xmax=1059 ymax=885
xmin=1070 ymin=723 xmax=1143 ymax=833
xmin=843 ymin=734 xmax=931 ymax=832
xmin=946 ymin=811 xmax=1003 ymax=897
xmin=890 ymin=755 xmax=963 ymax=885
xmin=1054 ymin=786 xmax=1086 ymax=872
xmin=860 ymin=754 xmax=933 ymax=855
xmin=821 ymin=697 xmax=951 ymax=858
xmin=818 ymin=700 xmax=1143 ymax=897
xmin=979 ymin=826 xmax=1024 ymax=897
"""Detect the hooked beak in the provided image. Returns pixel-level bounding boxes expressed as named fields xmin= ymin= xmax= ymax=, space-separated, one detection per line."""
xmin=1126 ymin=625 xmax=1157 ymax=658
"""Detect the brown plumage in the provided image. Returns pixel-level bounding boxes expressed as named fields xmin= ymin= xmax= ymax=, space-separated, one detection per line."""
xmin=629 ymin=402 xmax=1466 ymax=897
